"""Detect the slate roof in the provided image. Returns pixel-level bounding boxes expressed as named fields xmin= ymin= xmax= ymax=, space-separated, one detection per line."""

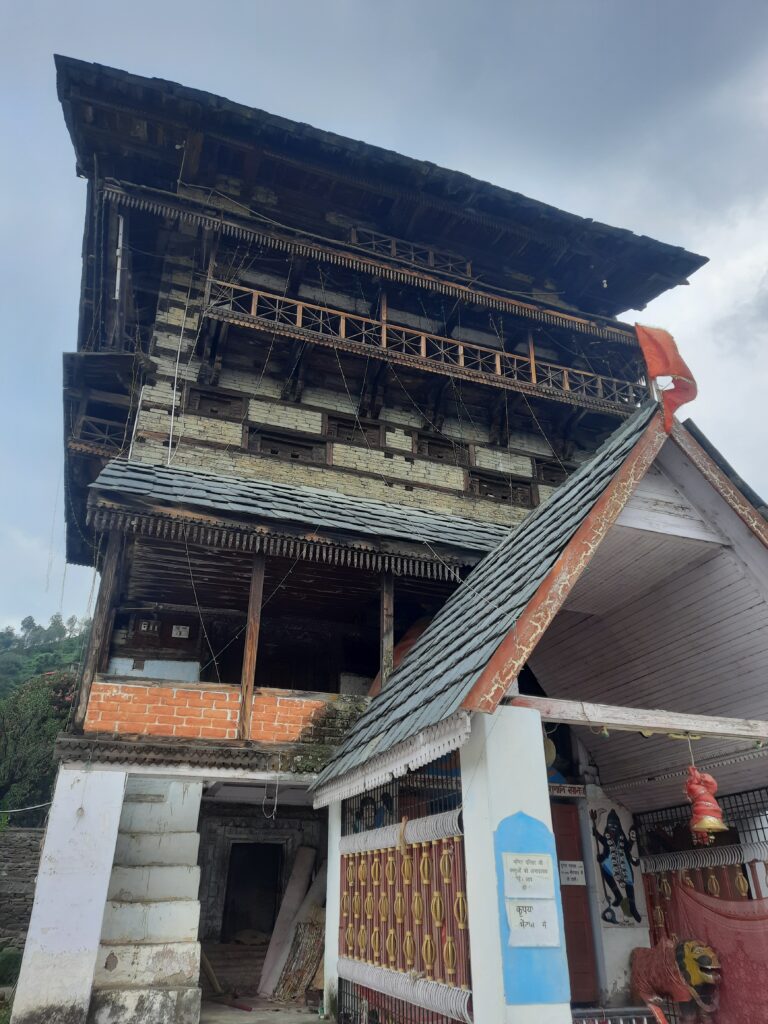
xmin=89 ymin=459 xmax=509 ymax=554
xmin=313 ymin=402 xmax=659 ymax=793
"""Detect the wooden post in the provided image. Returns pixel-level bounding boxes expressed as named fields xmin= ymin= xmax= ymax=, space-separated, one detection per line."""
xmin=380 ymin=290 xmax=388 ymax=350
xmin=380 ymin=572 xmax=394 ymax=689
xmin=75 ymin=531 xmax=122 ymax=727
xmin=238 ymin=553 xmax=266 ymax=740
xmin=528 ymin=331 xmax=537 ymax=384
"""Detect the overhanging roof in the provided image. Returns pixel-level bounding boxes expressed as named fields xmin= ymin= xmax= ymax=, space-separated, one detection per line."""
xmin=313 ymin=402 xmax=665 ymax=801
xmin=89 ymin=459 xmax=509 ymax=556
xmin=54 ymin=55 xmax=707 ymax=316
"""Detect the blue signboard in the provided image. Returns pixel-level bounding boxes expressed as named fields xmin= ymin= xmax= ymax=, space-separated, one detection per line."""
xmin=493 ymin=811 xmax=571 ymax=1005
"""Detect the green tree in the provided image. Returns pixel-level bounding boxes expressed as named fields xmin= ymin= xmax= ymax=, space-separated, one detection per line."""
xmin=0 ymin=626 xmax=16 ymax=651
xmin=0 ymin=672 xmax=75 ymax=826
xmin=47 ymin=613 xmax=67 ymax=643
xmin=65 ymin=615 xmax=78 ymax=638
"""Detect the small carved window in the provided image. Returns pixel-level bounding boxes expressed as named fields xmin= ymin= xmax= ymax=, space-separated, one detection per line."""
xmin=248 ymin=428 xmax=326 ymax=464
xmin=327 ymin=415 xmax=382 ymax=447
xmin=416 ymin=433 xmax=469 ymax=466
xmin=186 ymin=386 xmax=246 ymax=421
xmin=536 ymin=461 xmax=568 ymax=486
xmin=468 ymin=471 xmax=533 ymax=507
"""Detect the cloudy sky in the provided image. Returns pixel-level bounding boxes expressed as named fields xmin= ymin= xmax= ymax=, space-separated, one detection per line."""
xmin=2 ymin=0 xmax=767 ymax=628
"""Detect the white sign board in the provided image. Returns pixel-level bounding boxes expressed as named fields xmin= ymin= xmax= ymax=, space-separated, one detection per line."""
xmin=502 ymin=853 xmax=555 ymax=899
xmin=502 ymin=853 xmax=560 ymax=947
xmin=559 ymin=860 xmax=586 ymax=886
xmin=171 ymin=624 xmax=190 ymax=638
xmin=505 ymin=899 xmax=560 ymax=946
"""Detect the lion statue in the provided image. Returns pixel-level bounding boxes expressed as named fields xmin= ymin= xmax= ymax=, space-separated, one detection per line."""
xmin=631 ymin=938 xmax=720 ymax=1024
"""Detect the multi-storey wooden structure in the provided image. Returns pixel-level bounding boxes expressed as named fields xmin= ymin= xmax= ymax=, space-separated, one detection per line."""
xmin=23 ymin=56 xmax=768 ymax=1024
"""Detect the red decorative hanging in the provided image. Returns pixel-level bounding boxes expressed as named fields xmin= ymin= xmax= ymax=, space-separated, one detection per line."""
xmin=685 ymin=765 xmax=727 ymax=839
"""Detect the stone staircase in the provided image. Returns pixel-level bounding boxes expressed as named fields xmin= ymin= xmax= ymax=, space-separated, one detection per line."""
xmin=88 ymin=777 xmax=203 ymax=1024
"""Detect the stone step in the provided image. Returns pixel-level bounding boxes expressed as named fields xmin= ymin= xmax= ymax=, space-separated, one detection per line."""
xmin=108 ymin=865 xmax=201 ymax=902
xmin=114 ymin=831 xmax=200 ymax=867
xmin=118 ymin=781 xmax=201 ymax=834
xmin=94 ymin=941 xmax=201 ymax=988
xmin=101 ymin=899 xmax=200 ymax=944
xmin=88 ymin=984 xmax=201 ymax=1024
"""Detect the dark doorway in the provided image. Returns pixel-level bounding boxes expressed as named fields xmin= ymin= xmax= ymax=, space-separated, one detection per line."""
xmin=221 ymin=842 xmax=282 ymax=942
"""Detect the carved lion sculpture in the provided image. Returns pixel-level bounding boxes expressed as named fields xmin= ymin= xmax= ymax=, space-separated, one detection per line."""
xmin=631 ymin=938 xmax=721 ymax=1024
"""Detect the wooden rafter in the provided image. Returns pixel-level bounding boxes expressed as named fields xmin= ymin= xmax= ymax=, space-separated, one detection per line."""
xmin=506 ymin=693 xmax=768 ymax=744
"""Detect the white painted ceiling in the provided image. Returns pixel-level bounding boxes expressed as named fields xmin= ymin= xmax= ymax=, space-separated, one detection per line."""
xmin=530 ymin=459 xmax=768 ymax=813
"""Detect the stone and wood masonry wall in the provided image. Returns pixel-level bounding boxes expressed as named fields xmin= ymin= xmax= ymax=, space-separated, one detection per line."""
xmin=0 ymin=828 xmax=44 ymax=950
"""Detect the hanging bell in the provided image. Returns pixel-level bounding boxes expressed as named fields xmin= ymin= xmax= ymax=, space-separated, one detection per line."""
xmin=686 ymin=765 xmax=728 ymax=834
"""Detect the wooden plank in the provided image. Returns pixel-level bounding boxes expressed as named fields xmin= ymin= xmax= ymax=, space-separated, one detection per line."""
xmin=238 ymin=553 xmax=266 ymax=740
xmin=507 ymin=692 xmax=768 ymax=742
xmin=259 ymin=846 xmax=316 ymax=996
xmin=270 ymin=861 xmax=328 ymax=1000
xmin=380 ymin=572 xmax=394 ymax=688
xmin=75 ymin=530 xmax=122 ymax=726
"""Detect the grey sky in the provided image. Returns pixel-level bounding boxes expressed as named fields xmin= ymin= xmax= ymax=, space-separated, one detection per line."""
xmin=2 ymin=0 xmax=767 ymax=627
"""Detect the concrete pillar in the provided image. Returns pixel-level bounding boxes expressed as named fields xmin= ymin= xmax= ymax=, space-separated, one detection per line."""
xmin=12 ymin=767 xmax=127 ymax=1024
xmin=460 ymin=707 xmax=571 ymax=1024
xmin=323 ymin=801 xmax=342 ymax=1017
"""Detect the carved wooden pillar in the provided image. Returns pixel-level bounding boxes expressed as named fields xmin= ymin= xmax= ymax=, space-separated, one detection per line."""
xmin=238 ymin=553 xmax=266 ymax=740
xmin=379 ymin=572 xmax=394 ymax=689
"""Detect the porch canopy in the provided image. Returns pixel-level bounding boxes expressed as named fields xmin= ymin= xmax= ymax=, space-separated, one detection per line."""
xmin=312 ymin=400 xmax=768 ymax=812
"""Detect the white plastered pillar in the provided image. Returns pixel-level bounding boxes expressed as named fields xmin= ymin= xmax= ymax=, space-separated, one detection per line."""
xmin=323 ymin=800 xmax=342 ymax=1016
xmin=460 ymin=706 xmax=571 ymax=1024
xmin=12 ymin=766 xmax=127 ymax=1024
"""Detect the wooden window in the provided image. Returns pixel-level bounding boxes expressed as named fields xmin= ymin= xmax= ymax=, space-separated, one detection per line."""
xmin=468 ymin=471 xmax=534 ymax=507
xmin=536 ymin=461 xmax=569 ymax=486
xmin=327 ymin=415 xmax=382 ymax=448
xmin=186 ymin=386 xmax=247 ymax=421
xmin=248 ymin=428 xmax=325 ymax=464
xmin=416 ymin=433 xmax=469 ymax=466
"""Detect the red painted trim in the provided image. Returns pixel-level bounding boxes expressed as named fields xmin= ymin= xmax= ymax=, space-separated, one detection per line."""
xmin=461 ymin=410 xmax=668 ymax=714
xmin=671 ymin=423 xmax=768 ymax=550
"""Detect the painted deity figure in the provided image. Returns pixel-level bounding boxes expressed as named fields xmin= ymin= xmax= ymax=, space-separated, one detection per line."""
xmin=591 ymin=808 xmax=642 ymax=924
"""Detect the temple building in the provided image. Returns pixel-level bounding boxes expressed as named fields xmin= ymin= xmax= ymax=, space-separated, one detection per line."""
xmin=11 ymin=55 xmax=768 ymax=1024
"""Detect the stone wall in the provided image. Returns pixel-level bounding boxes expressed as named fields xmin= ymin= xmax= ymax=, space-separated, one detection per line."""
xmin=0 ymin=828 xmax=44 ymax=950
xmin=197 ymin=802 xmax=326 ymax=941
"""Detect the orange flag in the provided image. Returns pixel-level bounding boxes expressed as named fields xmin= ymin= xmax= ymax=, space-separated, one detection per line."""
xmin=635 ymin=324 xmax=697 ymax=433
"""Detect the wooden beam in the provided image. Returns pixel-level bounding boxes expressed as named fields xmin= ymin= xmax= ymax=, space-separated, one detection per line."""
xmin=75 ymin=531 xmax=122 ymax=726
xmin=238 ymin=554 xmax=266 ymax=740
xmin=506 ymin=693 xmax=768 ymax=743
xmin=380 ymin=572 xmax=395 ymax=689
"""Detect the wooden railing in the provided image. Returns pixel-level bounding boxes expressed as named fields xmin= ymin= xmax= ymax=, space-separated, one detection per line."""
xmin=207 ymin=282 xmax=648 ymax=413
xmin=350 ymin=226 xmax=472 ymax=278
xmin=76 ymin=415 xmax=127 ymax=451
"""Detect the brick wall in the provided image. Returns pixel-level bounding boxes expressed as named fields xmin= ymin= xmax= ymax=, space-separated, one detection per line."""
xmin=0 ymin=829 xmax=43 ymax=949
xmin=84 ymin=679 xmax=367 ymax=745
xmin=84 ymin=680 xmax=241 ymax=740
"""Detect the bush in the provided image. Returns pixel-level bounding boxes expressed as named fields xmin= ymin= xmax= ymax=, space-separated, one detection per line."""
xmin=0 ymin=947 xmax=22 ymax=985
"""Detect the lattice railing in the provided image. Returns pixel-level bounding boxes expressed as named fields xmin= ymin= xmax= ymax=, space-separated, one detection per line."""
xmin=77 ymin=416 xmax=127 ymax=451
xmin=349 ymin=227 xmax=472 ymax=279
xmin=207 ymin=281 xmax=648 ymax=412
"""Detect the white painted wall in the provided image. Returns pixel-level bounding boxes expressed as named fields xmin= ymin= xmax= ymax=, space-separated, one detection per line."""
xmin=12 ymin=767 xmax=127 ymax=1024
xmin=324 ymin=801 xmax=342 ymax=1017
xmin=460 ymin=707 xmax=571 ymax=1024
xmin=584 ymin=785 xmax=651 ymax=1006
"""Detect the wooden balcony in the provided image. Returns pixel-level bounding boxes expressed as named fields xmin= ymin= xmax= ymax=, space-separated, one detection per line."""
xmin=206 ymin=282 xmax=649 ymax=414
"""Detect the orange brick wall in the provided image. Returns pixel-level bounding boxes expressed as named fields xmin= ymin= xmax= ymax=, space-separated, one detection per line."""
xmin=85 ymin=680 xmax=241 ymax=740
xmin=249 ymin=689 xmax=330 ymax=743
xmin=84 ymin=679 xmax=342 ymax=743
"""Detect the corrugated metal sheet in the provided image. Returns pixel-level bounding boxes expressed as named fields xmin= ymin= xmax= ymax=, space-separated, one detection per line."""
xmin=89 ymin=459 xmax=508 ymax=554
xmin=314 ymin=402 xmax=659 ymax=791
